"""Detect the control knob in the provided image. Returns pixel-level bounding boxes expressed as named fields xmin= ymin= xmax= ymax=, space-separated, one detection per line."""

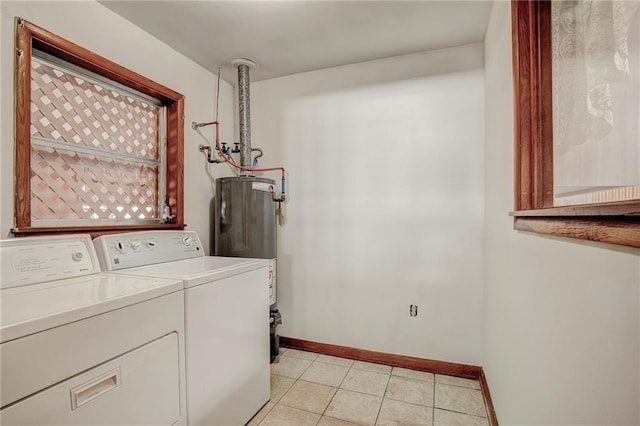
xmin=181 ymin=235 xmax=192 ymax=247
xmin=115 ymin=241 xmax=125 ymax=252
xmin=131 ymin=241 xmax=141 ymax=250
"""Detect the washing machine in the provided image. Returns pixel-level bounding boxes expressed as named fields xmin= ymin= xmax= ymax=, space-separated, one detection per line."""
xmin=93 ymin=230 xmax=271 ymax=426
xmin=0 ymin=234 xmax=187 ymax=425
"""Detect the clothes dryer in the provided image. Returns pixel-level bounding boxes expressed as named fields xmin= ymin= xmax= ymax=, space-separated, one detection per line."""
xmin=0 ymin=234 xmax=186 ymax=425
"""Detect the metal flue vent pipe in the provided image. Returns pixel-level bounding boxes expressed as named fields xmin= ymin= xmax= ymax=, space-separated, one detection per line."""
xmin=232 ymin=58 xmax=256 ymax=174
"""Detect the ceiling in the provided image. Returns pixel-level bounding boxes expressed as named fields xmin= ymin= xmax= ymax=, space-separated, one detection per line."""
xmin=100 ymin=1 xmax=493 ymax=83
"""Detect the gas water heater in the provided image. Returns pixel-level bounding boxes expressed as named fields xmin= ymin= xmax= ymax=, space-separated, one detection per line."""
xmin=198 ymin=58 xmax=286 ymax=363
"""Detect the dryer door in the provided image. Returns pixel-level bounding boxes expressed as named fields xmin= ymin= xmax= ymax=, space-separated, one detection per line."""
xmin=1 ymin=333 xmax=181 ymax=425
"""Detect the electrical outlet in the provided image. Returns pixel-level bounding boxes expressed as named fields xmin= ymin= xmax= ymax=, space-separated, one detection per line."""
xmin=410 ymin=305 xmax=418 ymax=317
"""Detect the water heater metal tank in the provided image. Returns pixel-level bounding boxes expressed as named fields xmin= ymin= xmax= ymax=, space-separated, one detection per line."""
xmin=214 ymin=176 xmax=276 ymax=260
xmin=214 ymin=176 xmax=281 ymax=362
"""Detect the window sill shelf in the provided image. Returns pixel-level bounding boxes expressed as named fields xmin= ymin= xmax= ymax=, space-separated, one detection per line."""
xmin=510 ymin=200 xmax=640 ymax=217
xmin=12 ymin=223 xmax=186 ymax=238
xmin=513 ymin=217 xmax=640 ymax=248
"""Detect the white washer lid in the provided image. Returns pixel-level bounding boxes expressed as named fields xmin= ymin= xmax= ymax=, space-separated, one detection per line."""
xmin=0 ymin=273 xmax=182 ymax=343
xmin=112 ymin=256 xmax=270 ymax=288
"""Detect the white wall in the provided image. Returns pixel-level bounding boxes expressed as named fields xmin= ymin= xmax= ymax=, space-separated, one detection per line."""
xmin=252 ymin=45 xmax=485 ymax=365
xmin=484 ymin=2 xmax=640 ymax=424
xmin=0 ymin=1 xmax=235 ymax=252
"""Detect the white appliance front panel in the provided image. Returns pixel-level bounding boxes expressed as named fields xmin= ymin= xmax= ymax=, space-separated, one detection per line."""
xmin=0 ymin=235 xmax=99 ymax=289
xmin=185 ymin=267 xmax=270 ymax=425
xmin=113 ymin=256 xmax=270 ymax=288
xmin=1 ymin=333 xmax=180 ymax=425
xmin=0 ymin=273 xmax=182 ymax=343
xmin=1 ymin=291 xmax=185 ymax=408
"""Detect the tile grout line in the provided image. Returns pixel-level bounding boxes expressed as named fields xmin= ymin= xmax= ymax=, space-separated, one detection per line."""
xmin=342 ymin=364 xmax=392 ymax=425
xmin=318 ymin=361 xmax=353 ymax=422
xmin=372 ymin=369 xmax=392 ymax=426
xmin=433 ymin=381 xmax=489 ymax=420
xmin=435 ymin=378 xmax=483 ymax=390
xmin=318 ymin=358 xmax=355 ymax=423
xmin=435 ymin=407 xmax=489 ymax=419
xmin=293 ymin=352 xmax=320 ymax=422
xmin=432 ymin=375 xmax=436 ymax=425
xmin=253 ymin=401 xmax=275 ymax=426
xmin=285 ymin=353 xmax=322 ymax=425
xmin=254 ymin=354 xmax=294 ymax=426
xmin=319 ymin=360 xmax=393 ymax=425
xmin=262 ymin=351 xmax=318 ymax=425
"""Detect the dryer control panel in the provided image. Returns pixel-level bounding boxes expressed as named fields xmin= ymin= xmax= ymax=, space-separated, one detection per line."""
xmin=94 ymin=231 xmax=203 ymax=271
xmin=0 ymin=235 xmax=100 ymax=289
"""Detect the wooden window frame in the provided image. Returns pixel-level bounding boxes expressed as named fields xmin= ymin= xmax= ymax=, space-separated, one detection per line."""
xmin=511 ymin=0 xmax=640 ymax=248
xmin=13 ymin=18 xmax=185 ymax=237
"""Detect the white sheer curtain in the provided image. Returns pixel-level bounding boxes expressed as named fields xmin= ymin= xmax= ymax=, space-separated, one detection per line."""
xmin=553 ymin=0 xmax=640 ymax=195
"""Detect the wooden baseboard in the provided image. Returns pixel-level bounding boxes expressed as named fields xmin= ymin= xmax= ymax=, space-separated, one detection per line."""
xmin=280 ymin=336 xmax=480 ymax=378
xmin=280 ymin=336 xmax=498 ymax=425
xmin=479 ymin=368 xmax=499 ymax=426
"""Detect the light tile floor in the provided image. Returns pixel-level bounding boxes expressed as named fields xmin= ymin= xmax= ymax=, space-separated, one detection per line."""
xmin=247 ymin=347 xmax=489 ymax=426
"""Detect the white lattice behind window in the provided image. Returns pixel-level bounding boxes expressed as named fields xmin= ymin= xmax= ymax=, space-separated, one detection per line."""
xmin=31 ymin=146 xmax=158 ymax=221
xmin=30 ymin=55 xmax=162 ymax=223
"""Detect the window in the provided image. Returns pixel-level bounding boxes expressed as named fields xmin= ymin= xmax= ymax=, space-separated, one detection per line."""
xmin=511 ymin=0 xmax=640 ymax=248
xmin=13 ymin=18 xmax=185 ymax=236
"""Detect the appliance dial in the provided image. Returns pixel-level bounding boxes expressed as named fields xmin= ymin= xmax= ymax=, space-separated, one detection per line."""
xmin=115 ymin=241 xmax=125 ymax=252
xmin=146 ymin=241 xmax=156 ymax=248
xmin=131 ymin=241 xmax=141 ymax=250
xmin=181 ymin=235 xmax=192 ymax=247
xmin=72 ymin=252 xmax=83 ymax=262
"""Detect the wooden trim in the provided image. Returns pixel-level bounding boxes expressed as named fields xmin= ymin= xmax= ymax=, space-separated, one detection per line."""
xmin=512 ymin=0 xmax=552 ymax=211
xmin=514 ymin=217 xmax=640 ymax=248
xmin=280 ymin=336 xmax=481 ymax=380
xmin=23 ymin=20 xmax=182 ymax=102
xmin=537 ymin=0 xmax=554 ymax=208
xmin=511 ymin=199 xmax=640 ymax=217
xmin=12 ymin=223 xmax=186 ymax=238
xmin=15 ymin=18 xmax=32 ymax=229
xmin=13 ymin=18 xmax=184 ymax=235
xmin=512 ymin=0 xmax=534 ymax=211
xmin=480 ymin=369 xmax=499 ymax=426
xmin=166 ymin=98 xmax=185 ymax=225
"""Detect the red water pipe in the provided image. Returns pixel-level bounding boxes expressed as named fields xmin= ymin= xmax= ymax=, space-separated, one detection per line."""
xmin=199 ymin=121 xmax=286 ymax=197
